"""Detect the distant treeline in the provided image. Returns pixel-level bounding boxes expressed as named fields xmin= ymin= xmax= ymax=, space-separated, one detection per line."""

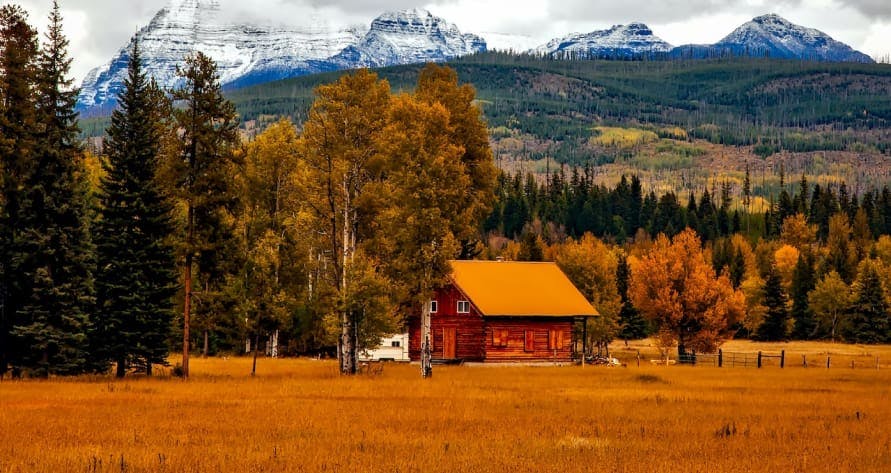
xmin=486 ymin=168 xmax=891 ymax=244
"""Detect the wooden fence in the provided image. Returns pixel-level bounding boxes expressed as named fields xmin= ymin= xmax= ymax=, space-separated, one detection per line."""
xmin=624 ymin=349 xmax=887 ymax=369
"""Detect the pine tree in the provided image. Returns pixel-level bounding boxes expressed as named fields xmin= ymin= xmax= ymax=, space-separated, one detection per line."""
xmin=845 ymin=260 xmax=890 ymax=344
xmin=94 ymin=40 xmax=177 ymax=378
xmin=790 ymin=252 xmax=816 ymax=339
xmin=167 ymin=52 xmax=240 ymax=378
xmin=755 ymin=263 xmax=789 ymax=341
xmin=0 ymin=4 xmax=39 ymax=378
xmin=9 ymin=2 xmax=94 ymax=376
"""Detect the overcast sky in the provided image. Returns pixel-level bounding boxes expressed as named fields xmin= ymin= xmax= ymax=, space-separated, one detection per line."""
xmin=14 ymin=0 xmax=891 ymax=81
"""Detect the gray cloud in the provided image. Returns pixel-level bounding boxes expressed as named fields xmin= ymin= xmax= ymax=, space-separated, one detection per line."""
xmin=546 ymin=0 xmax=804 ymax=26
xmin=838 ymin=0 xmax=891 ymax=20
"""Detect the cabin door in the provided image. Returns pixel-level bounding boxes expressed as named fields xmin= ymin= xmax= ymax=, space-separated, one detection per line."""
xmin=442 ymin=327 xmax=457 ymax=359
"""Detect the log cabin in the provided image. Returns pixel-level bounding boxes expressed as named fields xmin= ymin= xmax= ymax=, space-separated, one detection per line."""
xmin=408 ymin=260 xmax=599 ymax=363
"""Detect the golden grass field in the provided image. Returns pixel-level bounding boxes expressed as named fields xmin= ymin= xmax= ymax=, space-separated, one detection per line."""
xmin=2 ymin=341 xmax=891 ymax=473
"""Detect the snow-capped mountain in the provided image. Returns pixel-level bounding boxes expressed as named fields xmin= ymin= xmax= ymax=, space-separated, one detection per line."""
xmin=330 ymin=9 xmax=484 ymax=69
xmin=533 ymin=23 xmax=673 ymax=58
xmin=78 ymin=4 xmax=875 ymax=112
xmin=672 ymin=14 xmax=873 ymax=63
xmin=77 ymin=1 xmax=485 ymax=110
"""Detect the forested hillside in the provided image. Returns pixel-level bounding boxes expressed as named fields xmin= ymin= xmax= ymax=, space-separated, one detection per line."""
xmin=222 ymin=53 xmax=891 ymax=158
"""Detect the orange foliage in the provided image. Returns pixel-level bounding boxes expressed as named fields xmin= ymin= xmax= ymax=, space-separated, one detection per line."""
xmin=629 ymin=229 xmax=745 ymax=353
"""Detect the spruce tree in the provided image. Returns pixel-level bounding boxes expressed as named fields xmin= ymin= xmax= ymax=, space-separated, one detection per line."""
xmin=94 ymin=40 xmax=177 ymax=377
xmin=8 ymin=2 xmax=94 ymax=376
xmin=790 ymin=252 xmax=816 ymax=339
xmin=845 ymin=261 xmax=890 ymax=344
xmin=0 ymin=5 xmax=39 ymax=377
xmin=755 ymin=263 xmax=789 ymax=341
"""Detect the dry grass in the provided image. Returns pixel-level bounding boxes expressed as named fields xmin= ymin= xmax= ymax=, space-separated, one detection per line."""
xmin=2 ymin=353 xmax=891 ymax=472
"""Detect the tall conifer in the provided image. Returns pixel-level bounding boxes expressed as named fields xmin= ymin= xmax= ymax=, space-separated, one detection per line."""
xmin=790 ymin=252 xmax=816 ymax=339
xmin=10 ymin=1 xmax=94 ymax=376
xmin=755 ymin=263 xmax=789 ymax=341
xmin=167 ymin=52 xmax=240 ymax=378
xmin=94 ymin=40 xmax=177 ymax=377
xmin=0 ymin=4 xmax=39 ymax=377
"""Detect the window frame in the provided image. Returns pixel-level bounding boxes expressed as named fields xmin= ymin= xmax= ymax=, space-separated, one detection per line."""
xmin=457 ymin=300 xmax=470 ymax=314
xmin=492 ymin=328 xmax=509 ymax=348
xmin=430 ymin=300 xmax=438 ymax=313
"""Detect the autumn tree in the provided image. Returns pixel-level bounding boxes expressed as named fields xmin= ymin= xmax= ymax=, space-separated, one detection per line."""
xmin=780 ymin=213 xmax=816 ymax=252
xmin=808 ymin=271 xmax=851 ymax=341
xmin=166 ymin=52 xmax=240 ymax=378
xmin=238 ymin=119 xmax=307 ymax=374
xmin=94 ymin=40 xmax=177 ymax=377
xmin=413 ymin=64 xmax=497 ymax=258
xmin=629 ymin=228 xmax=745 ymax=354
xmin=371 ymin=94 xmax=474 ymax=377
xmin=297 ymin=69 xmax=390 ymax=375
xmin=554 ymin=233 xmax=621 ymax=353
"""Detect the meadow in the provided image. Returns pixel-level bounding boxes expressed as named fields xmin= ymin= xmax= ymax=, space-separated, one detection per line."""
xmin=2 ymin=345 xmax=891 ymax=473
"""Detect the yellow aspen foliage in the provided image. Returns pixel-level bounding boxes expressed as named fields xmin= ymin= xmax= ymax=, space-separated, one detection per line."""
xmin=740 ymin=274 xmax=768 ymax=334
xmin=780 ymin=213 xmax=817 ymax=250
xmin=773 ymin=244 xmax=800 ymax=291
xmin=874 ymin=235 xmax=891 ymax=268
xmin=554 ymin=233 xmax=622 ymax=347
xmin=729 ymin=234 xmax=758 ymax=279
xmin=629 ymin=228 xmax=745 ymax=352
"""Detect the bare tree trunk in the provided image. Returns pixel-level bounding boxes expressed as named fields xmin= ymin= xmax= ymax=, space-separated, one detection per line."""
xmin=421 ymin=301 xmax=432 ymax=378
xmin=183 ymin=251 xmax=192 ymax=379
xmin=116 ymin=358 xmax=126 ymax=378
xmin=339 ymin=184 xmax=357 ymax=375
xmin=203 ymin=330 xmax=209 ymax=357
xmin=251 ymin=331 xmax=260 ymax=376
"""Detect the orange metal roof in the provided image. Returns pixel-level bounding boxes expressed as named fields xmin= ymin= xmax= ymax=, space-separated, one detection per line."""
xmin=448 ymin=260 xmax=599 ymax=317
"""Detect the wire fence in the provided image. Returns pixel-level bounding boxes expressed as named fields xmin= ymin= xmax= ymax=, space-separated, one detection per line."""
xmin=612 ymin=349 xmax=889 ymax=370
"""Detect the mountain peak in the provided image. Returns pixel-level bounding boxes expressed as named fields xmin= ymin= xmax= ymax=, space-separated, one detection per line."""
xmin=716 ymin=14 xmax=873 ymax=62
xmin=534 ymin=22 xmax=673 ymax=57
xmin=337 ymin=8 xmax=485 ymax=69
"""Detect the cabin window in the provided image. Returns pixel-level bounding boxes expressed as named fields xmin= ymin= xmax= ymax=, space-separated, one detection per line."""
xmin=548 ymin=329 xmax=564 ymax=350
xmin=524 ymin=330 xmax=535 ymax=352
xmin=430 ymin=300 xmax=438 ymax=313
xmin=457 ymin=300 xmax=470 ymax=314
xmin=492 ymin=328 xmax=509 ymax=348
xmin=391 ymin=341 xmax=401 ymax=348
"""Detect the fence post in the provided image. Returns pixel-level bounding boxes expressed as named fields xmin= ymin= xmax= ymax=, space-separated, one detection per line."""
xmin=802 ymin=355 xmax=807 ymax=368
xmin=780 ymin=350 xmax=785 ymax=369
xmin=877 ymin=356 xmax=880 ymax=370
xmin=636 ymin=350 xmax=640 ymax=368
xmin=757 ymin=351 xmax=762 ymax=368
xmin=827 ymin=355 xmax=831 ymax=369
xmin=851 ymin=360 xmax=855 ymax=369
xmin=718 ymin=349 xmax=723 ymax=368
